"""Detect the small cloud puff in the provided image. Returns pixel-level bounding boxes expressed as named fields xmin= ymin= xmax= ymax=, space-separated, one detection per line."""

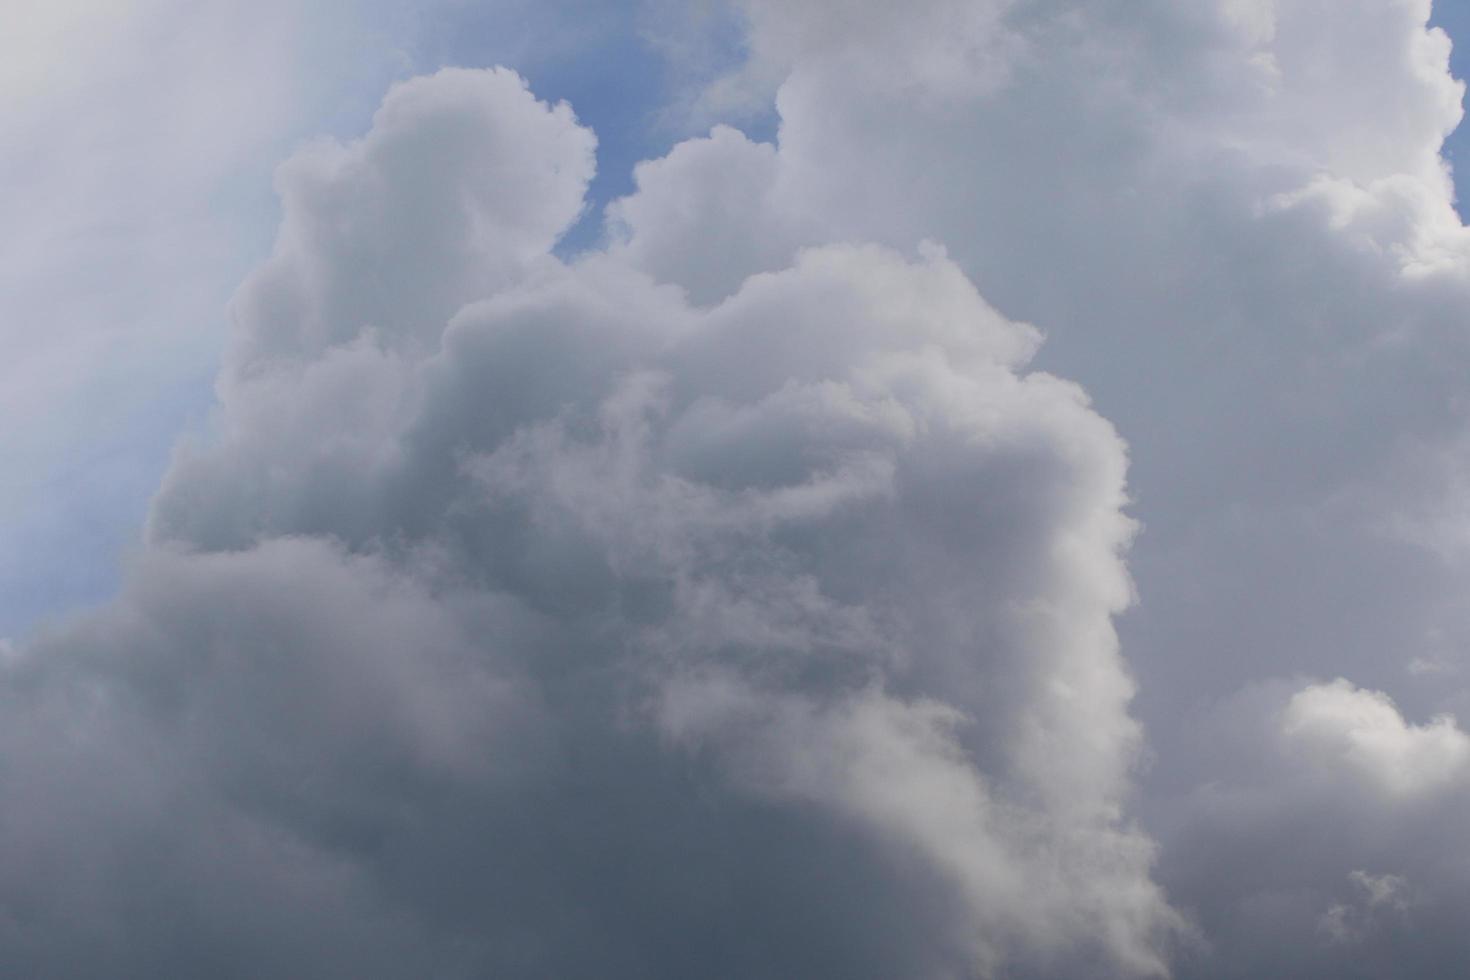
xmin=1283 ymin=679 xmax=1470 ymax=798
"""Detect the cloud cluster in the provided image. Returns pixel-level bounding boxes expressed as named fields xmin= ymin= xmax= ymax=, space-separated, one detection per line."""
xmin=605 ymin=0 xmax=1470 ymax=975
xmin=1156 ymin=673 xmax=1470 ymax=978
xmin=3 ymin=67 xmax=1180 ymax=977
xmin=8 ymin=0 xmax=1470 ymax=975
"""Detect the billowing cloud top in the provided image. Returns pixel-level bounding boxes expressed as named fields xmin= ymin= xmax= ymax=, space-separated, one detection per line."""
xmin=6 ymin=1 xmax=1470 ymax=977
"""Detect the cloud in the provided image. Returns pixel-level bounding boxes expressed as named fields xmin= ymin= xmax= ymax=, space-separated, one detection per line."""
xmin=9 ymin=0 xmax=1470 ymax=976
xmin=1154 ymin=674 xmax=1470 ymax=978
xmin=606 ymin=0 xmax=1470 ymax=975
xmin=1284 ymin=679 xmax=1470 ymax=797
xmin=0 ymin=0 xmax=449 ymax=634
xmin=1318 ymin=870 xmax=1411 ymax=945
xmin=0 ymin=65 xmax=1183 ymax=977
xmin=227 ymin=66 xmax=597 ymax=371
xmin=605 ymin=125 xmax=793 ymax=306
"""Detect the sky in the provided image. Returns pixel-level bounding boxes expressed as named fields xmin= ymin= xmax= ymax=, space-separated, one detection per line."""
xmin=1433 ymin=0 xmax=1470 ymax=209
xmin=3 ymin=1 xmax=1470 ymax=977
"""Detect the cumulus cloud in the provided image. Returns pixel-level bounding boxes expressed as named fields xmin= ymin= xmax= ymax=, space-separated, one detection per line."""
xmin=1156 ymin=674 xmax=1470 ymax=978
xmin=0 ymin=65 xmax=1184 ymax=977
xmin=10 ymin=0 xmax=1470 ymax=976
xmin=1284 ymin=679 xmax=1470 ymax=797
xmin=604 ymin=0 xmax=1470 ymax=975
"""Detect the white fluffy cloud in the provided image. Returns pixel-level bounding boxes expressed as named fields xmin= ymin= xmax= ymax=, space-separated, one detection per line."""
xmin=1284 ymin=679 xmax=1470 ymax=797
